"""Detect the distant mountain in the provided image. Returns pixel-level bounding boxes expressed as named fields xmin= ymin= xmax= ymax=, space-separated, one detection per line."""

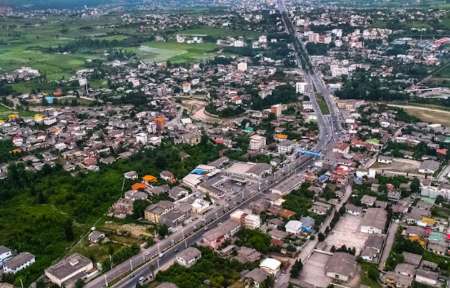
xmin=0 ymin=0 xmax=125 ymax=9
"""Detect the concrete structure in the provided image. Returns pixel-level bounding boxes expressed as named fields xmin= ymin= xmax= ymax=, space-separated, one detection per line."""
xmin=249 ymin=135 xmax=266 ymax=151
xmin=144 ymin=201 xmax=175 ymax=224
xmin=45 ymin=253 xmax=94 ymax=287
xmin=175 ymin=247 xmax=201 ymax=268
xmin=360 ymin=208 xmax=387 ymax=234
xmin=324 ymin=252 xmax=357 ymax=282
xmin=202 ymin=219 xmax=240 ymax=250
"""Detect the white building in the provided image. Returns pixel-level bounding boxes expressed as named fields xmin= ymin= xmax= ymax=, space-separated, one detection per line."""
xmin=176 ymin=247 xmax=201 ymax=268
xmin=237 ymin=62 xmax=248 ymax=72
xmin=260 ymin=258 xmax=281 ymax=276
xmin=249 ymin=135 xmax=266 ymax=151
xmin=45 ymin=253 xmax=94 ymax=287
xmin=244 ymin=214 xmax=261 ymax=229
xmin=135 ymin=132 xmax=148 ymax=145
xmin=285 ymin=220 xmax=302 ymax=235
xmin=421 ymin=182 xmax=450 ymax=200
xmin=3 ymin=252 xmax=35 ymax=274
xmin=192 ymin=198 xmax=211 ymax=214
xmin=295 ymin=82 xmax=308 ymax=94
xmin=0 ymin=246 xmax=12 ymax=266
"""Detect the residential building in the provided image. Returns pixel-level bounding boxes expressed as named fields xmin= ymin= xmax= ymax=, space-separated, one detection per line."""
xmin=175 ymin=247 xmax=201 ymax=268
xmin=144 ymin=201 xmax=175 ymax=224
xmin=3 ymin=252 xmax=35 ymax=274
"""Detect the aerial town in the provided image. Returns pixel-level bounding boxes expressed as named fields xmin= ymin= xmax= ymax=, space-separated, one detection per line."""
xmin=0 ymin=0 xmax=449 ymax=288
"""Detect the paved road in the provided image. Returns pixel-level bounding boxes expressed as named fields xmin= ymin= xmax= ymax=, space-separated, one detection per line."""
xmin=379 ymin=222 xmax=399 ymax=271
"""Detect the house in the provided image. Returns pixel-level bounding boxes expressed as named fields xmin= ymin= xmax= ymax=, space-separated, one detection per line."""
xmin=402 ymin=252 xmax=422 ymax=267
xmin=361 ymin=195 xmax=376 ymax=207
xmin=45 ymin=253 xmax=94 ymax=287
xmin=395 ymin=263 xmax=416 ymax=279
xmin=243 ymin=268 xmax=269 ymax=288
xmin=360 ymin=208 xmax=387 ymax=234
xmin=382 ymin=271 xmax=414 ymax=288
xmin=285 ymin=220 xmax=302 ymax=235
xmin=300 ymin=216 xmax=315 ymax=233
xmin=88 ymin=230 xmax=106 ymax=244
xmin=310 ymin=201 xmax=331 ymax=215
xmin=0 ymin=246 xmax=12 ymax=266
xmin=418 ymin=160 xmax=440 ymax=174
xmin=325 ymin=252 xmax=358 ymax=282
xmin=259 ymin=258 xmax=281 ymax=276
xmin=160 ymin=170 xmax=176 ymax=184
xmin=109 ymin=198 xmax=134 ymax=219
xmin=378 ymin=156 xmax=393 ymax=164
xmin=169 ymin=186 xmax=189 ymax=201
xmin=202 ymin=219 xmax=240 ymax=250
xmin=3 ymin=252 xmax=35 ymax=274
xmin=144 ymin=201 xmax=175 ymax=223
xmin=191 ymin=198 xmax=211 ymax=214
xmin=415 ymin=269 xmax=439 ymax=287
xmin=175 ymin=247 xmax=201 ymax=268
xmin=345 ymin=203 xmax=362 ymax=216
xmin=235 ymin=247 xmax=262 ymax=263
xmin=361 ymin=234 xmax=384 ymax=263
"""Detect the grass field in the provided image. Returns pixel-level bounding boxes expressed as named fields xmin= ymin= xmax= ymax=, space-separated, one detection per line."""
xmin=136 ymin=41 xmax=218 ymax=63
xmin=179 ymin=26 xmax=259 ymax=39
xmin=0 ymin=104 xmax=36 ymax=120
xmin=316 ymin=93 xmax=330 ymax=114
xmin=387 ymin=104 xmax=450 ymax=127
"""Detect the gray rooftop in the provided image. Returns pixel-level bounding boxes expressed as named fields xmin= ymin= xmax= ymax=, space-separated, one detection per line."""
xmin=4 ymin=252 xmax=35 ymax=270
xmin=325 ymin=252 xmax=357 ymax=278
xmin=45 ymin=253 xmax=92 ymax=280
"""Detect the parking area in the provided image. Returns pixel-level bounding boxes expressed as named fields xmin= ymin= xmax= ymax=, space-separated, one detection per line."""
xmin=299 ymin=252 xmax=331 ymax=288
xmin=323 ymin=214 xmax=368 ymax=255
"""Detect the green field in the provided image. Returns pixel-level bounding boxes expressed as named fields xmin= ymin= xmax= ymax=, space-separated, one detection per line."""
xmin=0 ymin=105 xmax=35 ymax=121
xmin=180 ymin=26 xmax=259 ymax=39
xmin=135 ymin=41 xmax=218 ymax=64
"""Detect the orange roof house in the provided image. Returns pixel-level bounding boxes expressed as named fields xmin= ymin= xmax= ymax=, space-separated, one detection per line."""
xmin=278 ymin=209 xmax=296 ymax=219
xmin=131 ymin=183 xmax=146 ymax=191
xmin=143 ymin=175 xmax=157 ymax=183
xmin=274 ymin=133 xmax=288 ymax=140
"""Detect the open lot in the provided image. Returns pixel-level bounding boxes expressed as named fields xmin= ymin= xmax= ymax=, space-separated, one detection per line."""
xmin=136 ymin=41 xmax=218 ymax=64
xmin=371 ymin=157 xmax=422 ymax=174
xmin=299 ymin=252 xmax=332 ymax=288
xmin=389 ymin=104 xmax=450 ymax=127
xmin=323 ymin=214 xmax=368 ymax=255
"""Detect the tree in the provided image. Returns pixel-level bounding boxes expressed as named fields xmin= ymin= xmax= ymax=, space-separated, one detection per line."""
xmin=64 ymin=219 xmax=74 ymax=241
xmin=132 ymin=200 xmax=149 ymax=219
xmin=318 ymin=232 xmax=325 ymax=242
xmin=157 ymin=224 xmax=169 ymax=238
xmin=291 ymin=260 xmax=303 ymax=278
xmin=75 ymin=279 xmax=85 ymax=288
xmin=410 ymin=178 xmax=420 ymax=194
